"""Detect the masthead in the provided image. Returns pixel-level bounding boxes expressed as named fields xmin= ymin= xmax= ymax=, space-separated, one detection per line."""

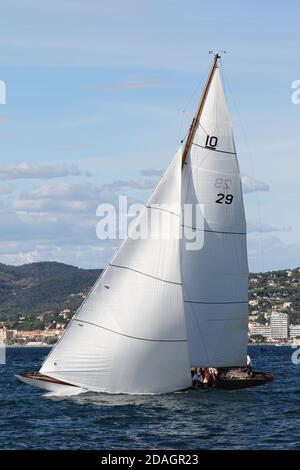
xmin=181 ymin=52 xmax=222 ymax=168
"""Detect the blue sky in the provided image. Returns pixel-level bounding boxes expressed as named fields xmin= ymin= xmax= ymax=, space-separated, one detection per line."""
xmin=0 ymin=0 xmax=299 ymax=272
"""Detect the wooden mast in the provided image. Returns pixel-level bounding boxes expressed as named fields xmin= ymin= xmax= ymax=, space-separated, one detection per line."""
xmin=181 ymin=53 xmax=220 ymax=169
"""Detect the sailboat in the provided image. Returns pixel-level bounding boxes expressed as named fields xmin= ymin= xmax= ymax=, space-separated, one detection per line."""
xmin=16 ymin=54 xmax=273 ymax=394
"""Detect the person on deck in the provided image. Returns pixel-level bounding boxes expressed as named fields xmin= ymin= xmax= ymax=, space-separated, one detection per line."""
xmin=208 ymin=367 xmax=218 ymax=381
xmin=203 ymin=368 xmax=212 ymax=387
xmin=246 ymin=355 xmax=253 ymax=376
xmin=192 ymin=368 xmax=204 ymax=387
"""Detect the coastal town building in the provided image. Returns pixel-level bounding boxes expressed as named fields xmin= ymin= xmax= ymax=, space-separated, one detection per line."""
xmin=250 ymin=312 xmax=294 ymax=341
xmin=270 ymin=312 xmax=289 ymax=340
xmin=251 ymin=324 xmax=271 ymax=338
xmin=1 ymin=328 xmax=17 ymax=341
xmin=17 ymin=331 xmax=43 ymax=342
xmin=289 ymin=325 xmax=300 ymax=339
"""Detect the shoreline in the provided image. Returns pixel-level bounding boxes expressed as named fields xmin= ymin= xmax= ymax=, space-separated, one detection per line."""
xmin=4 ymin=342 xmax=298 ymax=348
xmin=5 ymin=344 xmax=53 ymax=348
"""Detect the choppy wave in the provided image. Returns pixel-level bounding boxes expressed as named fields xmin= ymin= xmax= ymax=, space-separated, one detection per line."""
xmin=1 ymin=346 xmax=300 ymax=449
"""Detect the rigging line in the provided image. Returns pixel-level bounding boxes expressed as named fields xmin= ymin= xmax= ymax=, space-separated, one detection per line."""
xmin=219 ymin=57 xmax=229 ymax=108
xmin=219 ymin=59 xmax=265 ymax=273
xmin=109 ymin=263 xmax=182 ymax=286
xmin=180 ymin=125 xmax=190 ymax=144
xmin=74 ymin=319 xmax=187 ymax=343
xmin=197 ymin=121 xmax=210 ymax=136
xmin=179 ymin=67 xmax=210 ymax=143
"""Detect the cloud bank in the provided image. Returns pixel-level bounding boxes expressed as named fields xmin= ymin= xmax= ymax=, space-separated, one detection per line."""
xmin=241 ymin=175 xmax=270 ymax=193
xmin=0 ymin=162 xmax=84 ymax=180
xmin=91 ymin=79 xmax=167 ymax=92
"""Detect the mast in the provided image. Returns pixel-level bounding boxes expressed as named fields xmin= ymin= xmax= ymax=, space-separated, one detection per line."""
xmin=181 ymin=53 xmax=220 ymax=169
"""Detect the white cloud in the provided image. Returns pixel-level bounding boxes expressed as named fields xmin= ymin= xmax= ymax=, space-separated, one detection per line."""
xmin=0 ymin=250 xmax=40 ymax=265
xmin=135 ymin=171 xmax=270 ymax=194
xmin=248 ymin=236 xmax=300 ymax=272
xmin=0 ymin=183 xmax=14 ymax=194
xmin=21 ymin=182 xmax=89 ymax=200
xmin=19 ymin=179 xmax=155 ymax=204
xmin=242 ymin=175 xmax=270 ymax=193
xmin=0 ymin=162 xmax=84 ymax=180
xmin=102 ymin=179 xmax=155 ymax=191
xmin=140 ymin=168 xmax=162 ymax=177
xmin=11 ymin=200 xmax=47 ymax=212
xmin=11 ymin=198 xmax=91 ymax=213
xmin=0 ymin=171 xmax=153 ymax=267
xmin=0 ymin=239 xmax=112 ymax=269
xmin=247 ymin=221 xmax=291 ymax=233
xmin=90 ymin=79 xmax=167 ymax=92
xmin=57 ymin=144 xmax=91 ymax=150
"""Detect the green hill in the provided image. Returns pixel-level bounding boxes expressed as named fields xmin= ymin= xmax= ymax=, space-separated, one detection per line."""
xmin=0 ymin=261 xmax=102 ymax=319
xmin=0 ymin=262 xmax=299 ymax=326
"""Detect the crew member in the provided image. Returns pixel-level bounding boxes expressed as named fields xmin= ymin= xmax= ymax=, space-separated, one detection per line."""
xmin=208 ymin=367 xmax=218 ymax=381
xmin=246 ymin=355 xmax=253 ymax=375
xmin=192 ymin=368 xmax=204 ymax=387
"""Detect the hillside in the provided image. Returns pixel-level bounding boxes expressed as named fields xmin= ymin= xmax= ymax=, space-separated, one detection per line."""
xmin=249 ymin=267 xmax=300 ymax=324
xmin=0 ymin=262 xmax=102 ymax=319
xmin=0 ymin=262 xmax=299 ymax=328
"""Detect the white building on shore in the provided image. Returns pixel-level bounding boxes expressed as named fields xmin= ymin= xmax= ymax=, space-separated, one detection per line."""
xmin=250 ymin=312 xmax=290 ymax=340
xmin=251 ymin=324 xmax=271 ymax=338
xmin=289 ymin=324 xmax=300 ymax=339
xmin=270 ymin=312 xmax=289 ymax=340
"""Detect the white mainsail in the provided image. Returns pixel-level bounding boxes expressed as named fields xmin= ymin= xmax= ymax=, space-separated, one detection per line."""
xmin=40 ymin=148 xmax=191 ymax=394
xmin=26 ymin=55 xmax=250 ymax=394
xmin=181 ymin=66 xmax=249 ymax=368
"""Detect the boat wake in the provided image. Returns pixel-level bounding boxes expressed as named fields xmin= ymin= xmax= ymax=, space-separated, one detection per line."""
xmin=43 ymin=387 xmax=87 ymax=398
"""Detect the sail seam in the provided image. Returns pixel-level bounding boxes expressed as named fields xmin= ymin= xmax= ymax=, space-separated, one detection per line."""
xmin=184 ymin=300 xmax=248 ymax=304
xmin=182 ymin=224 xmax=246 ymax=235
xmin=145 ymin=205 xmax=180 ymax=218
xmin=109 ymin=263 xmax=182 ymax=286
xmin=74 ymin=319 xmax=187 ymax=343
xmin=192 ymin=142 xmax=236 ymax=155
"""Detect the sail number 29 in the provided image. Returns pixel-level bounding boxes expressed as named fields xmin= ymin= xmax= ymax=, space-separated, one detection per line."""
xmin=216 ymin=193 xmax=233 ymax=204
xmin=214 ymin=177 xmax=233 ymax=204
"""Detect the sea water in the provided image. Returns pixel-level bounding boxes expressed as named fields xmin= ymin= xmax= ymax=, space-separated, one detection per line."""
xmin=0 ymin=346 xmax=299 ymax=449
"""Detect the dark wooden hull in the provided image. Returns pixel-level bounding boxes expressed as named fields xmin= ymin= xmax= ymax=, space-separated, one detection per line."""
xmin=15 ymin=371 xmax=80 ymax=393
xmin=213 ymin=371 xmax=274 ymax=390
xmin=192 ymin=371 xmax=274 ymax=391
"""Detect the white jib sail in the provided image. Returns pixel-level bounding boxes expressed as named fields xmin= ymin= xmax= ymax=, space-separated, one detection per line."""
xmin=40 ymin=148 xmax=191 ymax=394
xmin=181 ymin=67 xmax=249 ymax=368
